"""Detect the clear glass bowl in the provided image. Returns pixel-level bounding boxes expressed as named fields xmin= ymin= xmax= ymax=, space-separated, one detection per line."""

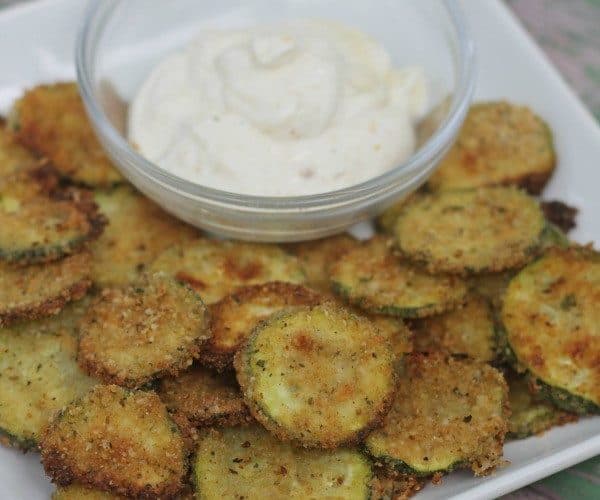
xmin=76 ymin=0 xmax=476 ymax=242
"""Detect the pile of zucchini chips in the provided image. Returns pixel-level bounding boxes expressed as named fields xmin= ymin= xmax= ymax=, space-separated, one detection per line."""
xmin=0 ymin=85 xmax=597 ymax=500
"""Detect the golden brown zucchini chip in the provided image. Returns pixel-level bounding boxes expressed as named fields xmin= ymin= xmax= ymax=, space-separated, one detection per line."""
xmin=0 ymin=119 xmax=41 ymax=177
xmin=201 ymin=282 xmax=322 ymax=371
xmin=0 ymin=251 xmax=91 ymax=326
xmin=285 ymin=234 xmax=359 ymax=291
xmin=427 ymin=102 xmax=556 ymax=194
xmin=158 ymin=365 xmax=250 ymax=428
xmin=150 ymin=238 xmax=306 ymax=304
xmin=78 ymin=275 xmax=210 ymax=388
xmin=368 ymin=315 xmax=413 ymax=364
xmin=502 ymin=247 xmax=600 ymax=413
xmin=0 ymin=171 xmax=105 ymax=265
xmin=395 ymin=187 xmax=545 ymax=275
xmin=365 ymin=353 xmax=509 ymax=477
xmin=10 ymin=83 xmax=123 ymax=187
xmin=412 ymin=295 xmax=498 ymax=363
xmin=329 ymin=236 xmax=467 ymax=318
xmin=507 ymin=372 xmax=578 ymax=440
xmin=91 ymin=186 xmax=198 ymax=287
xmin=0 ymin=316 xmax=97 ymax=451
xmin=235 ymin=303 xmax=396 ymax=448
xmin=469 ymin=271 xmax=515 ymax=310
xmin=41 ymin=385 xmax=187 ymax=498
xmin=194 ymin=425 xmax=373 ymax=499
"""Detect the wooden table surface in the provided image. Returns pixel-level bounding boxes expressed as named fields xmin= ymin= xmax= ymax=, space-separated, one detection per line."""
xmin=0 ymin=0 xmax=597 ymax=498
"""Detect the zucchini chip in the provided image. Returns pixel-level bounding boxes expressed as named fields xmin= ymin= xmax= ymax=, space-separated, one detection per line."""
xmin=427 ymin=102 xmax=556 ymax=194
xmin=78 ymin=275 xmax=210 ymax=388
xmin=91 ymin=186 xmax=198 ymax=287
xmin=0 ymin=315 xmax=97 ymax=451
xmin=0 ymin=171 xmax=105 ymax=265
xmin=286 ymin=234 xmax=358 ymax=291
xmin=41 ymin=385 xmax=186 ymax=498
xmin=0 ymin=251 xmax=91 ymax=326
xmin=10 ymin=83 xmax=123 ymax=187
xmin=53 ymin=485 xmax=125 ymax=499
xmin=150 ymin=238 xmax=306 ymax=304
xmin=412 ymin=295 xmax=498 ymax=363
xmin=329 ymin=237 xmax=467 ymax=318
xmin=375 ymin=192 xmax=422 ymax=235
xmin=365 ymin=353 xmax=509 ymax=477
xmin=539 ymin=222 xmax=570 ymax=250
xmin=158 ymin=365 xmax=250 ymax=428
xmin=370 ymin=472 xmax=424 ymax=500
xmin=507 ymin=372 xmax=577 ymax=440
xmin=194 ymin=425 xmax=373 ymax=499
xmin=201 ymin=282 xmax=322 ymax=371
xmin=469 ymin=271 xmax=515 ymax=309
xmin=395 ymin=187 xmax=545 ymax=275
xmin=235 ymin=303 xmax=396 ymax=448
xmin=368 ymin=315 xmax=413 ymax=364
xmin=502 ymin=247 xmax=600 ymax=413
xmin=0 ymin=119 xmax=41 ymax=177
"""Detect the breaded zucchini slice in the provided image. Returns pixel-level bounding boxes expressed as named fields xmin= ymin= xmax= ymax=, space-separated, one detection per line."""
xmin=41 ymin=385 xmax=186 ymax=498
xmin=412 ymin=295 xmax=498 ymax=363
xmin=0 ymin=171 xmax=105 ymax=265
xmin=0 ymin=317 xmax=97 ymax=451
xmin=502 ymin=247 xmax=600 ymax=413
xmin=329 ymin=236 xmax=467 ymax=318
xmin=157 ymin=365 xmax=250 ymax=428
xmin=235 ymin=303 xmax=396 ymax=448
xmin=53 ymin=484 xmax=125 ymax=499
xmin=201 ymin=282 xmax=322 ymax=371
xmin=370 ymin=472 xmax=424 ymax=500
xmin=469 ymin=271 xmax=515 ymax=310
xmin=0 ymin=119 xmax=41 ymax=177
xmin=0 ymin=251 xmax=91 ymax=326
xmin=539 ymin=222 xmax=570 ymax=250
xmin=365 ymin=353 xmax=509 ymax=477
xmin=427 ymin=102 xmax=556 ymax=194
xmin=194 ymin=425 xmax=373 ymax=499
xmin=150 ymin=238 xmax=306 ymax=304
xmin=507 ymin=372 xmax=577 ymax=439
xmin=10 ymin=83 xmax=123 ymax=187
xmin=368 ymin=315 xmax=413 ymax=364
xmin=91 ymin=186 xmax=198 ymax=287
xmin=78 ymin=275 xmax=210 ymax=388
xmin=395 ymin=187 xmax=545 ymax=275
xmin=285 ymin=234 xmax=358 ymax=291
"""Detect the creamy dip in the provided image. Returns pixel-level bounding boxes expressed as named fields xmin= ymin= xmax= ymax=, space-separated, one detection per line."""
xmin=129 ymin=20 xmax=427 ymax=196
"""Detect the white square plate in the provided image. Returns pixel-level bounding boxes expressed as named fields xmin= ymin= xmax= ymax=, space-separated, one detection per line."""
xmin=0 ymin=1 xmax=598 ymax=499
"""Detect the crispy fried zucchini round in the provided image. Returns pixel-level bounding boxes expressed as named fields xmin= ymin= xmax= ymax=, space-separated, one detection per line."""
xmin=91 ymin=186 xmax=198 ymax=287
xmin=78 ymin=275 xmax=210 ymax=388
xmin=235 ymin=303 xmax=396 ymax=448
xmin=10 ymin=83 xmax=123 ymax=187
xmin=0 ymin=171 xmax=104 ymax=265
xmin=0 ymin=120 xmax=41 ymax=177
xmin=194 ymin=425 xmax=373 ymax=499
xmin=365 ymin=353 xmax=509 ymax=477
xmin=502 ymin=247 xmax=600 ymax=413
xmin=0 ymin=317 xmax=97 ymax=451
xmin=507 ymin=372 xmax=577 ymax=440
xmin=150 ymin=238 xmax=306 ymax=304
xmin=202 ymin=282 xmax=322 ymax=371
xmin=329 ymin=237 xmax=467 ymax=318
xmin=368 ymin=315 xmax=413 ymax=364
xmin=41 ymin=384 xmax=186 ymax=498
xmin=427 ymin=102 xmax=556 ymax=194
xmin=285 ymin=234 xmax=358 ymax=291
xmin=158 ymin=366 xmax=250 ymax=428
xmin=412 ymin=295 xmax=498 ymax=363
xmin=0 ymin=251 xmax=91 ymax=326
xmin=53 ymin=484 xmax=125 ymax=500
xmin=395 ymin=187 xmax=545 ymax=274
xmin=539 ymin=222 xmax=570 ymax=250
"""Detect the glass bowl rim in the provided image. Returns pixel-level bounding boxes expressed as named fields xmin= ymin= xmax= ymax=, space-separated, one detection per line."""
xmin=76 ymin=0 xmax=476 ymax=209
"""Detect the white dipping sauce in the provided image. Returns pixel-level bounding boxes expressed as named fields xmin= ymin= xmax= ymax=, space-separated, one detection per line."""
xmin=129 ymin=20 xmax=427 ymax=196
